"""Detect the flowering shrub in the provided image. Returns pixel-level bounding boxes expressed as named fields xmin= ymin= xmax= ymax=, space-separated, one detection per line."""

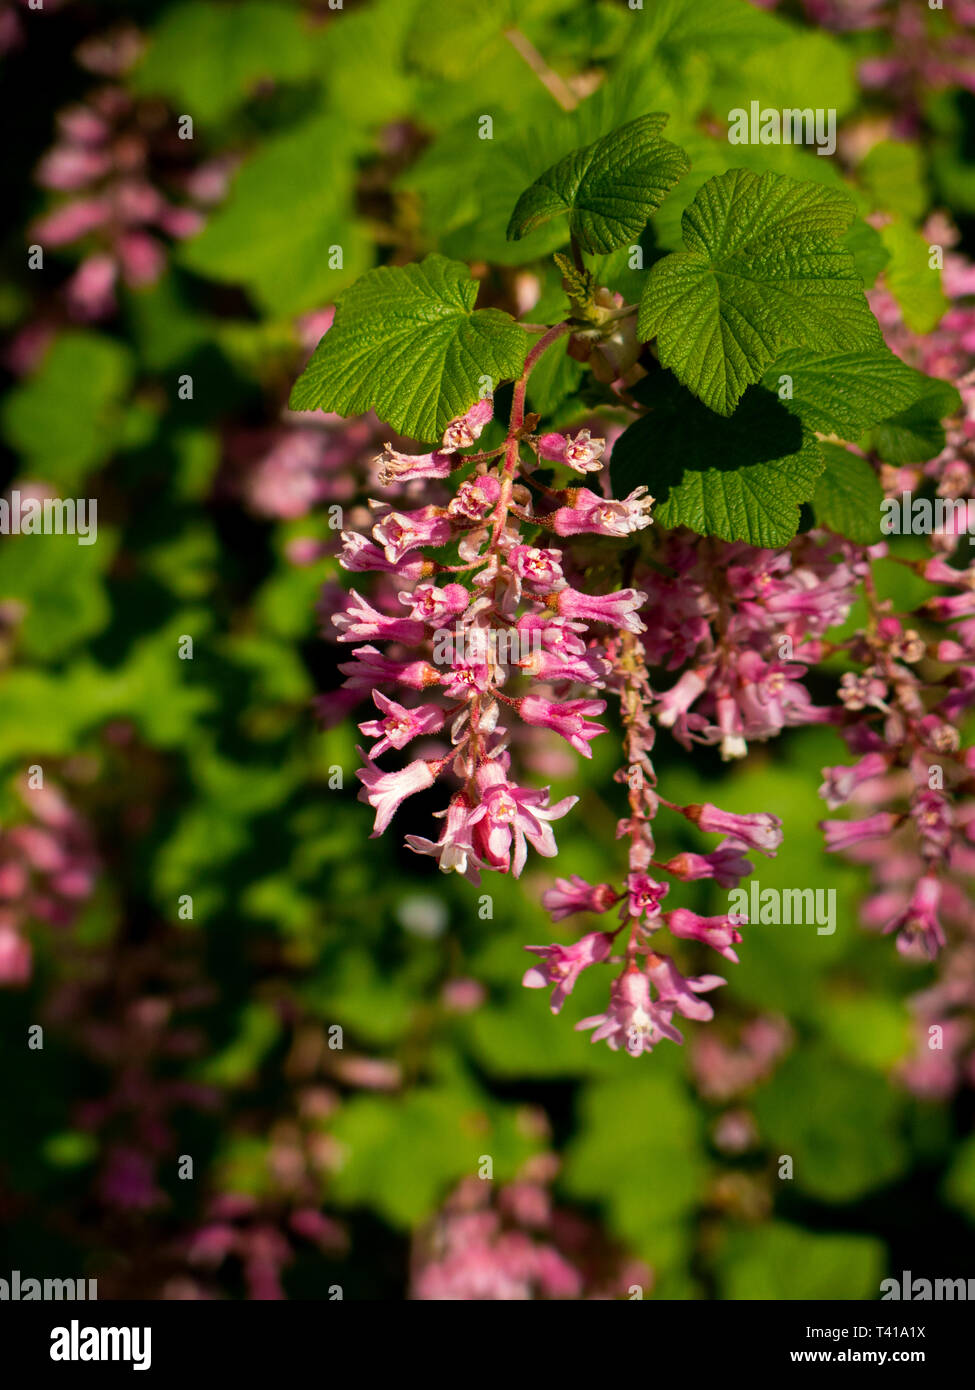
xmin=2 ymin=0 xmax=975 ymax=1305
xmin=292 ymin=115 xmax=972 ymax=1063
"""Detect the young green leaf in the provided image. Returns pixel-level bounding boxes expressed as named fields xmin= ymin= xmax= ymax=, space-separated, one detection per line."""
xmin=506 ymin=114 xmax=690 ymax=255
xmin=861 ymin=376 xmax=962 ymax=463
xmin=638 ymin=169 xmax=880 ymax=416
xmin=610 ymin=373 xmax=825 ymax=546
xmin=811 ymin=442 xmax=884 ymax=544
xmin=879 ymin=216 xmax=949 ymax=335
xmin=288 ymin=254 xmax=527 ymax=441
xmin=761 ymin=346 xmax=932 ymax=440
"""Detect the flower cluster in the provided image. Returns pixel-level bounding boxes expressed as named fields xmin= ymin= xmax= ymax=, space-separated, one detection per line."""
xmin=409 ymin=1161 xmax=652 ymax=1301
xmin=635 ymin=530 xmax=865 ymax=761
xmin=30 ymin=70 xmax=229 ymax=322
xmin=523 ymin=624 xmax=784 ymax=1056
xmin=0 ymin=778 xmax=100 ymax=985
xmin=330 ymin=329 xmax=653 ymax=890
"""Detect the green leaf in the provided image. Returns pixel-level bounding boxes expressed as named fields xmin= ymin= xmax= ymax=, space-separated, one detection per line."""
xmin=862 ymin=375 xmax=961 ymax=463
xmin=132 ymin=1 xmax=318 ymax=125
xmin=1 ymin=333 xmax=133 ymax=485
xmin=506 ymin=114 xmax=690 ymax=254
xmin=179 ymin=116 xmax=369 ymax=316
xmin=842 ymin=219 xmax=889 ymax=289
xmin=329 ymin=1086 xmax=538 ymax=1229
xmin=763 ymin=346 xmax=932 ymax=439
xmin=859 ymin=140 xmax=929 ymax=222
xmin=716 ymin=1223 xmax=886 ymax=1301
xmin=563 ymin=1069 xmax=705 ymax=1267
xmin=754 ymin=1048 xmax=908 ymax=1203
xmin=638 ymin=169 xmax=879 ymax=416
xmin=610 ymin=373 xmax=825 ymax=546
xmin=0 ymin=530 xmax=116 ymax=659
xmin=812 ymin=443 xmax=884 ymax=544
xmin=879 ymin=216 xmax=949 ymax=335
xmin=943 ymin=1133 xmax=975 ymax=1223
xmin=289 ymin=254 xmax=526 ymax=441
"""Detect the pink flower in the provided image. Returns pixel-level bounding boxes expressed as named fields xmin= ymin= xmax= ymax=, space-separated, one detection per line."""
xmin=523 ymin=932 xmax=614 ymax=1012
xmin=551 ymin=486 xmax=653 ymax=537
xmin=541 ymin=876 xmax=618 ymax=920
xmin=666 ymin=908 xmax=744 ymax=963
xmin=883 ymin=875 xmax=945 ymax=960
xmin=660 ymin=841 xmax=753 ymax=888
xmin=0 ymin=924 xmax=31 ymax=985
xmin=624 ymin=873 xmax=669 ymax=922
xmin=447 ymin=475 xmax=501 ymax=521
xmin=355 ymin=754 xmax=438 ymax=836
xmin=821 ymin=811 xmax=899 ymax=852
xmin=375 ymin=445 xmax=454 ymax=486
xmin=576 ymin=967 xmax=682 ymax=1054
xmin=66 ymin=253 xmax=117 ymax=319
xmin=403 ymin=583 xmax=470 ymax=624
xmin=682 ymin=803 xmax=783 ymax=855
xmin=519 ymin=695 xmax=607 ymax=758
xmin=508 ymin=546 xmax=565 ymax=591
xmin=441 ymin=396 xmax=494 ymax=450
xmin=818 ymin=752 xmax=890 ymax=810
xmin=332 ymin=590 xmax=426 ymax=645
xmin=358 ymin=691 xmax=445 ymax=757
xmin=473 ymin=771 xmax=577 ymax=878
xmin=555 ymin=586 xmax=647 ymax=634
xmin=338 ymin=532 xmax=425 ymax=580
xmin=536 ymin=429 xmax=605 ymax=473
xmin=372 ymin=507 xmax=452 ymax=564
xmin=337 ymin=645 xmax=440 ymax=692
xmin=406 ymin=796 xmax=485 ymax=882
xmin=647 ymin=956 xmax=724 ymax=1021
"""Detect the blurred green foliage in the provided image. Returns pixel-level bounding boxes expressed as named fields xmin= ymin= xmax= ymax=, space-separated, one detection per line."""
xmin=1 ymin=0 xmax=973 ymax=1300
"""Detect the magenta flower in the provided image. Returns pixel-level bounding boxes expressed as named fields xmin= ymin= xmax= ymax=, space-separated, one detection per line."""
xmin=883 ymin=875 xmax=945 ymax=960
xmin=372 ymin=507 xmax=453 ymax=563
xmin=666 ymin=907 xmax=744 ymax=963
xmin=508 ymin=546 xmax=566 ymax=592
xmin=821 ymin=811 xmax=899 ymax=852
xmin=337 ymin=645 xmax=440 ymax=692
xmin=441 ymin=396 xmax=494 ymax=450
xmin=647 ymin=956 xmax=724 ymax=1022
xmin=552 ymin=486 xmax=654 ymax=537
xmin=447 ymin=475 xmax=501 ymax=521
xmin=518 ymin=695 xmax=608 ymax=758
xmin=332 ymin=590 xmax=426 ymax=646
xmin=358 ymin=692 xmax=445 ymax=757
xmin=819 ymin=752 xmax=890 ymax=810
xmin=406 ymin=796 xmax=485 ymax=882
xmin=683 ymin=803 xmax=783 ymax=855
xmin=522 ymin=931 xmax=614 ymax=1012
xmin=660 ymin=841 xmax=753 ymax=888
xmin=536 ymin=429 xmax=605 ymax=473
xmin=355 ymin=754 xmax=438 ymax=836
xmin=338 ymin=533 xmax=424 ymax=580
xmin=473 ymin=772 xmax=577 ymax=878
xmin=541 ymin=876 xmax=618 ymax=921
xmin=403 ymin=583 xmax=470 ymax=624
xmin=556 ymin=586 xmax=647 ymax=634
xmin=576 ymin=967 xmax=682 ymax=1055
xmin=375 ymin=445 xmax=454 ymax=486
